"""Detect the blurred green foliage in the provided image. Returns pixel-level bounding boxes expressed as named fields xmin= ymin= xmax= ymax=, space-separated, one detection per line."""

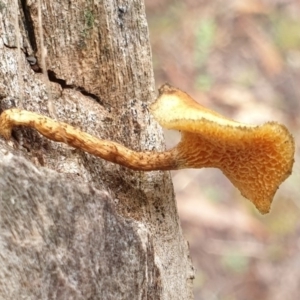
xmin=221 ymin=251 xmax=249 ymax=274
xmin=195 ymin=18 xmax=217 ymax=67
xmin=271 ymin=14 xmax=300 ymax=51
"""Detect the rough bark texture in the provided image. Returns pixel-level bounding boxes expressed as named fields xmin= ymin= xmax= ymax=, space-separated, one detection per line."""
xmin=0 ymin=0 xmax=194 ymax=299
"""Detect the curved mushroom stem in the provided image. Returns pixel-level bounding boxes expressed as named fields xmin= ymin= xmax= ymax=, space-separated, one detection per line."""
xmin=0 ymin=109 xmax=178 ymax=171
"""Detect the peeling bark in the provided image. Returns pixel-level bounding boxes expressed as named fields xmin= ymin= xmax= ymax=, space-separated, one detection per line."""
xmin=0 ymin=0 xmax=194 ymax=299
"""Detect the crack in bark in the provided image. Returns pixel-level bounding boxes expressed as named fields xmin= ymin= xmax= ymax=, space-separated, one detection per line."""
xmin=2 ymin=43 xmax=18 ymax=49
xmin=20 ymin=0 xmax=37 ymax=52
xmin=16 ymin=1 xmax=103 ymax=106
xmin=47 ymin=70 xmax=103 ymax=105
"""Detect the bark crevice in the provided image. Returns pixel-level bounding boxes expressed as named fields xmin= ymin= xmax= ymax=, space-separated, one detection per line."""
xmin=47 ymin=70 xmax=104 ymax=105
xmin=20 ymin=0 xmax=37 ymax=52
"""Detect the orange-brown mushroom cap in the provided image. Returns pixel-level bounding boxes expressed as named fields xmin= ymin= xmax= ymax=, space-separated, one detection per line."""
xmin=150 ymin=84 xmax=295 ymax=214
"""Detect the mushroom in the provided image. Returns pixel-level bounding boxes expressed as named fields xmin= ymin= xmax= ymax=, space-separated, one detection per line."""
xmin=0 ymin=84 xmax=294 ymax=214
xmin=151 ymin=84 xmax=294 ymax=214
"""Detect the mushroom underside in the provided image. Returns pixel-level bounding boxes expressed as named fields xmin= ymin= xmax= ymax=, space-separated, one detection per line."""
xmin=174 ymin=123 xmax=294 ymax=214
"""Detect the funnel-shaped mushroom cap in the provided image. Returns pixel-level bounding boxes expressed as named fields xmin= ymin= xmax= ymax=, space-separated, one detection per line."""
xmin=150 ymin=84 xmax=295 ymax=214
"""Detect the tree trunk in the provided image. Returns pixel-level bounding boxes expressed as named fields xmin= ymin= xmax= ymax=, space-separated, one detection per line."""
xmin=0 ymin=0 xmax=194 ymax=299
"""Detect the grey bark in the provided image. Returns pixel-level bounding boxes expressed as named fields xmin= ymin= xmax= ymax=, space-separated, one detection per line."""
xmin=0 ymin=0 xmax=194 ymax=299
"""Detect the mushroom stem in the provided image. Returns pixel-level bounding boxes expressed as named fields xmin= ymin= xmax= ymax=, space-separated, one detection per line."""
xmin=0 ymin=109 xmax=178 ymax=171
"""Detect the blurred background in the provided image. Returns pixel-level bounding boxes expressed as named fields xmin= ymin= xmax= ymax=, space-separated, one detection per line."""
xmin=144 ymin=0 xmax=300 ymax=299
